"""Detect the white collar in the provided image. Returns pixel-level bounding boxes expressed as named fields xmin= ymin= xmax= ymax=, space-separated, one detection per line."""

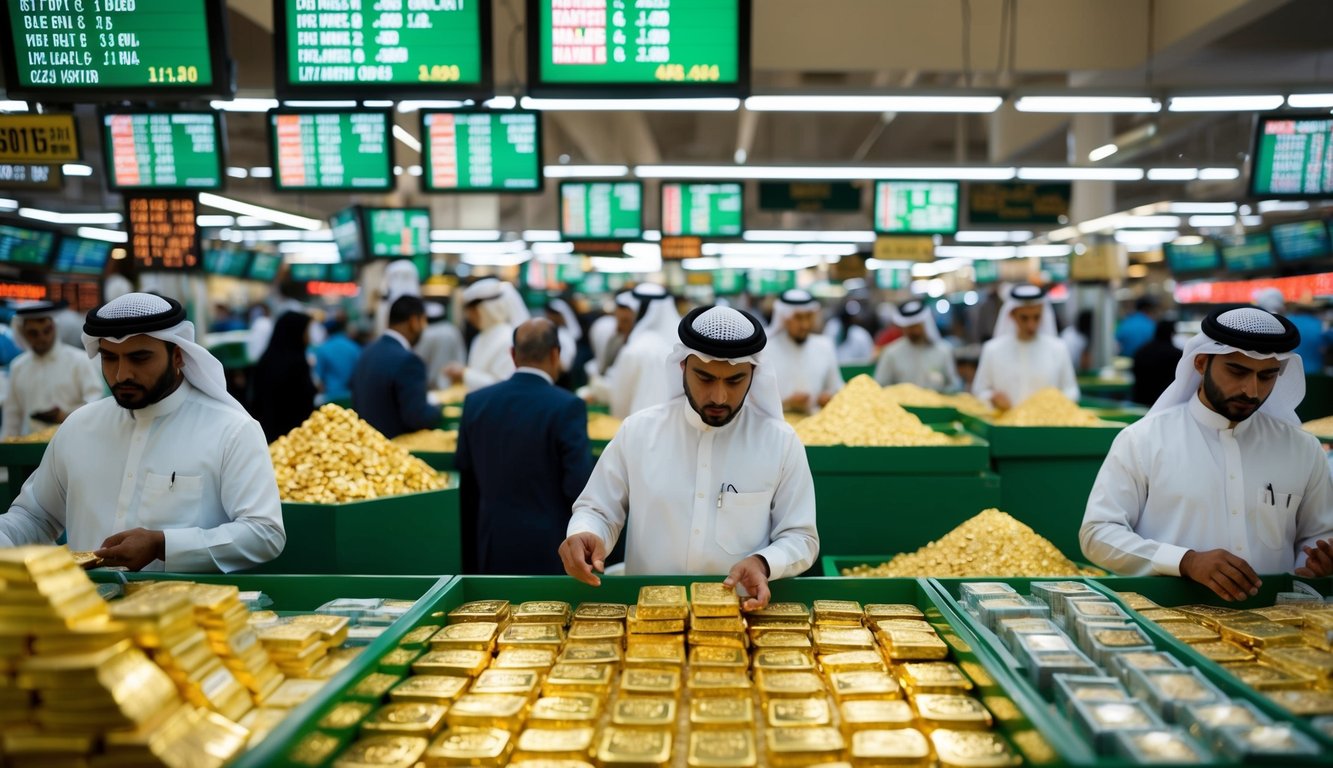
xmin=1189 ymin=390 xmax=1250 ymax=433
xmin=384 ymin=329 xmax=413 ymax=352
xmin=678 ymin=397 xmax=746 ymax=434
xmin=515 ymin=367 xmax=553 ymax=385
xmin=129 ymin=378 xmax=192 ymax=421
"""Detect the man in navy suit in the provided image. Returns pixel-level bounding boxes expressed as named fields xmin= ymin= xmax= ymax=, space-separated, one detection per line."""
xmin=457 ymin=318 xmax=595 ymax=574
xmin=350 ymin=295 xmax=441 ymax=439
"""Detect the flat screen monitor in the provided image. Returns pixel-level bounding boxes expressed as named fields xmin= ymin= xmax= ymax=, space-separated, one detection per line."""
xmin=365 ymin=208 xmax=431 ymax=259
xmin=124 ymin=194 xmax=200 ymax=270
xmin=269 ymin=109 xmax=394 ymax=192
xmin=273 ymin=0 xmax=492 ymax=99
xmin=1218 ymin=232 xmax=1275 ymax=273
xmin=661 ymin=181 xmax=743 ymax=238
xmin=0 ymin=0 xmax=232 ymax=101
xmin=330 ymin=206 xmax=365 ymax=262
xmin=102 ymin=111 xmax=224 ymax=190
xmin=873 ymin=181 xmax=959 ymax=235
xmin=1270 ymin=220 xmax=1332 ymax=264
xmin=203 ymin=247 xmax=251 ymax=277
xmin=52 ymin=236 xmax=111 ymax=275
xmin=246 ymin=251 xmax=282 ymax=282
xmin=0 ymin=224 xmax=56 ymax=266
xmin=1249 ymin=115 xmax=1333 ymax=199
xmin=1163 ymin=240 xmax=1220 ymax=277
xmin=527 ymin=0 xmax=750 ymax=97
xmin=287 ymin=262 xmax=327 ymax=282
xmin=420 ymin=110 xmax=542 ymax=193
xmin=559 ymin=181 xmax=643 ymax=240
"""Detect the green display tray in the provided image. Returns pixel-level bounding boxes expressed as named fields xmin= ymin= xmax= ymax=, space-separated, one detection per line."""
xmin=960 ymin=415 xmax=1124 ymax=458
xmin=804 ymin=431 xmax=989 ymax=474
xmin=840 ymin=364 xmax=875 ymax=381
xmin=0 ymin=440 xmax=48 ymax=506
xmin=901 ymin=404 xmax=961 ymax=423
xmin=86 ymin=571 xmax=445 ymax=612
xmin=410 ymin=450 xmax=454 ymax=472
xmin=820 ymin=555 xmax=1106 ymax=578
xmin=235 ymin=575 xmax=1085 ymax=768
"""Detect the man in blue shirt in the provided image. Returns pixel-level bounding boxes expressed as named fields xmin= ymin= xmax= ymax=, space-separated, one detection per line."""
xmin=1115 ymin=297 xmax=1159 ymax=358
xmin=314 ymin=318 xmax=362 ymax=404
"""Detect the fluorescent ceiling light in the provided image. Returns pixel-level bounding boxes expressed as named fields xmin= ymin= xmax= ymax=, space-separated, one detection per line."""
xmin=1168 ymin=202 xmax=1237 ymax=214
xmin=1119 ymin=215 xmax=1182 ymax=228
xmin=532 ymin=242 xmax=575 ymax=255
xmin=643 ymin=230 xmax=661 ymax=242
xmin=521 ymin=97 xmax=739 ymax=111
xmin=196 ymin=215 xmax=236 ymax=227
xmin=76 ymin=226 xmax=127 ymax=243
xmin=462 ymin=252 xmax=532 ymax=267
xmin=934 ymin=245 xmax=1071 ymax=259
xmin=543 ymin=165 xmax=629 ymax=179
xmin=408 ymin=165 xmax=422 ymax=176
xmin=393 ymin=166 xmax=403 ymax=176
xmin=1114 ymin=229 xmax=1179 ymax=245
xmin=397 ymin=100 xmax=472 ymax=113
xmin=19 ymin=208 xmax=122 ymax=225
xmin=1018 ymin=167 xmax=1144 ymax=181
xmin=283 ymin=100 xmax=358 ymax=108
xmin=1088 ymin=143 xmax=1119 ymax=162
xmin=225 ymin=167 xmax=248 ymax=179
xmin=1242 ymin=216 xmax=1264 ymax=227
xmin=744 ymin=230 xmax=876 ymax=243
xmin=0 ymin=101 xmax=29 ymax=112
xmin=431 ymin=230 xmax=501 ymax=241
xmin=720 ymin=254 xmax=822 ymax=271
xmin=794 ymin=243 xmax=859 ymax=257
xmin=233 ymin=229 xmax=332 ymax=242
xmin=1168 ymin=95 xmax=1284 ymax=112
xmin=954 ymin=230 xmax=1034 ymax=242
xmin=623 ymin=242 xmax=661 ymax=259
xmin=197 ymin=192 xmax=323 ymax=231
xmin=61 ymin=164 xmax=94 ymax=177
xmin=210 ymin=98 xmax=279 ymax=112
xmin=912 ymin=258 xmax=969 ymax=278
xmin=589 ymin=254 xmax=661 ymax=273
xmin=1288 ymin=93 xmax=1333 ymax=109
xmin=249 ymin=167 xmax=273 ymax=179
xmin=0 ymin=198 xmax=18 ymax=211
xmin=1257 ymin=200 xmax=1310 ymax=213
xmin=523 ymin=230 xmax=561 ymax=242
xmin=1014 ymin=95 xmax=1161 ymax=113
xmin=1146 ymin=168 xmax=1198 ymax=181
xmin=432 ymin=241 xmax=525 ymax=254
xmin=703 ymin=243 xmax=791 ymax=257
xmin=393 ymin=125 xmax=421 ymax=153
xmin=1197 ymin=167 xmax=1240 ymax=181
xmin=634 ymin=165 xmax=1016 ymax=181
xmin=1173 ymin=235 xmax=1204 ymax=246
xmin=680 ymin=257 xmax=723 ymax=271
xmin=1188 ymin=215 xmax=1237 ymax=228
xmin=363 ymin=100 xmax=395 ymax=108
xmin=744 ymin=94 xmax=1002 ymax=113
xmin=278 ymin=242 xmax=339 ymax=258
xmin=236 ymin=216 xmax=275 ymax=227
xmin=484 ymin=96 xmax=518 ymax=109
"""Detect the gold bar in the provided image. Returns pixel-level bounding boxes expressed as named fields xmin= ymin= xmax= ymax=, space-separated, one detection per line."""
xmin=753 ymin=649 xmax=815 ymax=674
xmin=765 ymin=726 xmax=845 ymax=767
xmin=689 ymin=646 xmax=748 ymax=670
xmin=541 ymin=663 xmax=614 ymax=696
xmin=265 ymin=679 xmax=328 ymax=709
xmin=470 ymin=669 xmax=540 ymax=698
xmin=929 ymin=730 xmax=1018 ymax=768
xmin=758 ymin=671 xmax=827 ymax=700
xmin=749 ymin=620 xmax=813 ymax=636
xmin=566 ymin=621 xmax=624 ymax=646
xmin=610 ymin=696 xmax=677 ymax=728
xmin=688 ymin=730 xmax=757 ymax=768
xmin=1267 ymin=689 xmax=1333 ymax=716
xmin=1261 ymin=646 xmax=1333 ymax=682
xmin=513 ymin=602 xmax=572 ymax=625
xmin=317 ymin=701 xmax=374 ymax=734
xmin=495 ymin=649 xmax=559 ymax=671
xmin=447 ymin=601 xmax=511 ymax=624
xmin=814 ymin=627 xmax=876 ymax=654
xmin=1191 ymin=642 xmax=1255 ymax=664
xmin=557 ymin=644 xmax=622 ymax=666
xmin=398 ymin=624 xmax=442 ymax=649
xmin=912 ymin=695 xmax=994 ymax=731
xmin=850 ymin=728 xmax=931 ymax=767
xmin=619 ymin=668 xmax=681 ymax=697
xmin=626 ymin=607 xmax=686 ymax=635
xmin=1220 ymin=621 xmax=1304 ymax=649
xmin=333 ymin=735 xmax=429 ymax=768
xmin=896 ymin=663 xmax=974 ymax=695
xmin=687 ymin=669 xmax=753 ymax=698
xmin=690 ymin=583 xmax=741 ymax=618
xmin=624 ymin=640 xmax=685 ymax=669
xmin=444 ymin=694 xmax=530 ymax=730
xmin=766 ymin=698 xmax=831 ymax=728
xmin=830 ymin=671 xmax=902 ymax=702
xmin=512 ymin=727 xmax=595 ymax=761
xmin=572 ymin=603 xmax=627 ymax=622
xmin=687 ymin=630 xmax=748 ymax=649
xmin=527 ymin=695 xmax=601 ymax=729
xmin=864 ymin=604 xmax=924 ymax=622
xmin=692 ymin=616 xmax=746 ymax=633
xmin=690 ymin=697 xmax=755 ymax=730
xmin=425 ymin=727 xmax=514 ymax=767
xmin=881 ymin=630 xmax=948 ymax=661
xmin=596 ymin=727 xmax=672 ymax=768
xmin=819 ymin=651 xmax=886 ymax=674
xmin=751 ymin=632 xmax=813 ymax=651
xmin=360 ymin=702 xmax=449 ymax=738
xmin=498 ymin=624 xmax=566 ymax=653
xmin=636 ymin=586 xmax=688 ymax=621
xmin=839 ymin=700 xmax=916 ymax=733
xmin=411 ymin=650 xmax=490 ymax=678
xmin=1159 ymin=622 xmax=1221 ymax=644
xmin=429 ymin=622 xmax=500 ymax=653
xmin=747 ymin=603 xmax=811 ymax=622
xmin=389 ymin=675 xmax=469 ymax=705
xmin=1223 ymin=662 xmax=1314 ymax=691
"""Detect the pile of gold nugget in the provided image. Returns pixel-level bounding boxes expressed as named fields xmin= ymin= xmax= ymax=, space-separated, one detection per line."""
xmin=587 ymin=412 xmax=623 ymax=442
xmin=393 ymin=430 xmax=459 ymax=454
xmin=881 ymin=383 xmax=996 ymax=417
xmin=269 ymin=404 xmax=449 ymax=503
xmin=1 ymin=424 xmax=59 ymax=444
xmin=433 ymin=384 xmax=469 ymax=405
xmin=796 ymin=376 xmax=954 ymax=447
xmin=992 ymin=389 xmax=1104 ymax=427
xmin=843 ymin=509 xmax=1095 ymax=578
xmin=312 ymin=584 xmax=1019 ymax=768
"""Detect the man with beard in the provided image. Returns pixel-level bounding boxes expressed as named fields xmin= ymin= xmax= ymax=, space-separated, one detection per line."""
xmin=560 ymin=306 xmax=819 ymax=609
xmin=2 ymin=301 xmax=104 ymax=438
xmin=0 ymin=294 xmax=285 ymax=572
xmin=874 ymin=299 xmax=960 ymax=392
xmin=1081 ymin=306 xmax=1333 ymax=600
xmin=766 ymin=289 xmax=843 ymax=414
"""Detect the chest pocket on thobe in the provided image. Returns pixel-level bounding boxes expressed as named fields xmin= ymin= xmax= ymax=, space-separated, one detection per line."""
xmin=715 ymin=490 xmax=772 ymax=556
xmin=1256 ymin=488 xmax=1301 ymax=551
xmin=138 ymin=472 xmax=204 ymax=528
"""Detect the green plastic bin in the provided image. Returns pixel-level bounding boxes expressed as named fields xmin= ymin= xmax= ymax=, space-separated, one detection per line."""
xmin=0 ymin=440 xmax=48 ymax=506
xmin=901 ymin=404 xmax=961 ymax=424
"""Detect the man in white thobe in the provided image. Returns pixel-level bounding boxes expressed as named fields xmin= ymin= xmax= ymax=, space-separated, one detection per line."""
xmin=2 ymin=301 xmax=104 ymax=438
xmin=446 ymin=278 xmax=530 ymax=392
xmin=973 ymin=284 xmax=1079 ymax=409
xmin=0 ymin=293 xmax=285 ymax=572
xmin=874 ymin=299 xmax=961 ymax=392
xmin=561 ymin=305 xmax=820 ymax=609
xmin=1081 ymin=306 xmax=1333 ymax=601
xmin=416 ymin=302 xmax=466 ymax=390
xmin=604 ymin=284 xmax=680 ymax=420
xmin=765 ymin=289 xmax=843 ymax=414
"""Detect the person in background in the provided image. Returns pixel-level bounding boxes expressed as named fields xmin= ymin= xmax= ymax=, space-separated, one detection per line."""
xmin=1282 ymin=299 xmax=1328 ymax=376
xmin=973 ymin=285 xmax=1079 ymax=410
xmin=545 ymin=297 xmax=586 ymax=388
xmin=351 ymin=296 xmax=441 ymax=439
xmin=1131 ymin=319 xmax=1183 ymax=407
xmin=249 ymin=312 xmax=317 ymax=443
xmin=604 ymin=284 xmax=680 ymax=419
xmin=874 ymin=300 xmax=960 ymax=392
xmin=1082 ymin=306 xmax=1333 ymax=600
xmin=457 ymin=318 xmax=594 ymax=574
xmin=415 ymin=301 xmax=466 ymax=389
xmin=314 ymin=317 xmax=362 ymax=405
xmin=1115 ymin=296 xmax=1159 ymax=358
xmin=1061 ymin=309 xmax=1094 ymax=372
xmin=445 ymin=278 xmax=529 ymax=392
xmin=766 ymin=289 xmax=843 ymax=414
xmin=592 ymin=291 xmax=638 ymax=376
xmin=3 ymin=302 xmax=104 ymax=439
xmin=209 ymin=304 xmax=245 ymax=334
xmin=0 ymin=293 xmax=285 ymax=572
xmin=824 ymin=301 xmax=876 ymax=364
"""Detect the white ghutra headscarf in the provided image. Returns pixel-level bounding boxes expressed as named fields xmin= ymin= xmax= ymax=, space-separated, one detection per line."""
xmin=994 ymin=284 xmax=1058 ymax=340
xmin=767 ymin=289 xmax=821 ymax=339
xmin=665 ymin=306 xmax=783 ymax=422
xmin=890 ymin=299 xmax=942 ymax=344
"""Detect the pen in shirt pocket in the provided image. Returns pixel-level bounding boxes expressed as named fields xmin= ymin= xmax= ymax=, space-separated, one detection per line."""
xmin=170 ymin=472 xmax=176 ymax=490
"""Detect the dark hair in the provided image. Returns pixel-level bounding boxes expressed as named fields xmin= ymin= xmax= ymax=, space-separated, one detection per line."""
xmin=512 ymin=319 xmax=560 ymax=365
xmin=388 ymin=295 xmax=426 ymax=325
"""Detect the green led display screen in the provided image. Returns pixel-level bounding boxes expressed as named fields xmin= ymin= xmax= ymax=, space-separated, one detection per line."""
xmin=103 ymin=112 xmax=223 ymax=190
xmin=246 ymin=251 xmax=282 ymax=282
xmin=1219 ymin=232 xmax=1274 ymax=273
xmin=1270 ymin=220 xmax=1331 ymax=264
xmin=559 ymin=181 xmax=642 ymax=240
xmin=661 ymin=182 xmax=742 ymax=237
xmin=330 ymin=206 xmax=364 ymax=262
xmin=203 ymin=247 xmax=250 ymax=276
xmin=52 ymin=236 xmax=110 ymax=275
xmin=1250 ymin=116 xmax=1333 ymax=199
xmin=1163 ymin=241 xmax=1220 ymax=276
xmin=873 ymin=181 xmax=959 ymax=235
xmin=270 ymin=110 xmax=393 ymax=191
xmin=421 ymin=110 xmax=542 ymax=192
xmin=366 ymin=207 xmax=430 ymax=258
xmin=0 ymin=224 xmax=55 ymax=265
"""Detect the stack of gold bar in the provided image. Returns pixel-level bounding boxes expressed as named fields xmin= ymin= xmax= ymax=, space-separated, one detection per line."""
xmin=257 ymin=623 xmax=329 ymax=680
xmin=688 ymin=583 xmax=745 ymax=651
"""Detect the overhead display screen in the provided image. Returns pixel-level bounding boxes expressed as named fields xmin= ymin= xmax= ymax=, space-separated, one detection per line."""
xmin=559 ymin=181 xmax=643 ymax=240
xmin=269 ymin=110 xmax=393 ymax=191
xmin=661 ymin=181 xmax=743 ymax=237
xmin=1270 ymin=220 xmax=1332 ymax=263
xmin=873 ymin=181 xmax=959 ymax=235
xmin=203 ymin=247 xmax=250 ymax=277
xmin=103 ymin=111 xmax=223 ymax=190
xmin=1250 ymin=116 xmax=1333 ymax=199
xmin=421 ymin=110 xmax=542 ymax=193
xmin=528 ymin=0 xmax=749 ymax=96
xmin=52 ymin=236 xmax=111 ymax=275
xmin=275 ymin=0 xmax=491 ymax=98
xmin=125 ymin=195 xmax=200 ymax=270
xmin=0 ymin=224 xmax=56 ymax=266
xmin=1219 ymin=232 xmax=1274 ymax=273
xmin=330 ymin=206 xmax=364 ymax=262
xmin=0 ymin=0 xmax=230 ymax=100
xmin=1163 ymin=241 xmax=1220 ymax=277
xmin=246 ymin=251 xmax=282 ymax=282
xmin=365 ymin=208 xmax=430 ymax=258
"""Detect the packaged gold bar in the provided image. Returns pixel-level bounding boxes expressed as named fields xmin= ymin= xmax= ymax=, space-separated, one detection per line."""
xmin=426 ymin=727 xmax=513 ymax=768
xmin=689 ymin=730 xmax=758 ymax=768
xmin=498 ymin=648 xmax=560 ymax=670
xmin=813 ymin=627 xmax=876 ymax=653
xmin=625 ymin=607 xmax=686 ymax=635
xmin=1215 ymin=723 xmax=1322 ymax=760
xmin=445 ymin=694 xmax=530 ymax=730
xmin=541 ymin=663 xmax=614 ymax=696
xmin=929 ymin=729 xmax=1020 ymax=768
xmin=766 ymin=697 xmax=831 ymax=728
xmin=1248 ymin=606 xmax=1308 ymax=626
xmin=447 ymin=601 xmax=511 ymax=624
xmin=566 ymin=621 xmax=624 ymax=646
xmin=865 ymin=604 xmax=924 ymax=622
xmin=691 ymin=583 xmax=741 ymax=618
xmin=813 ymin=600 xmax=864 ymax=625
xmin=1261 ymin=646 xmax=1333 ymax=681
xmin=346 ymin=673 xmax=404 ymax=704
xmin=513 ymin=727 xmax=595 ymax=761
xmin=850 ymin=728 xmax=931 ymax=768
xmin=361 ymin=702 xmax=449 ymax=738
xmin=318 ymin=701 xmax=374 ymax=736
xmin=692 ymin=615 xmax=746 ymax=633
xmin=1221 ymin=621 xmax=1305 ymax=649
xmin=882 ymin=630 xmax=949 ymax=661
xmin=820 ymin=651 xmax=886 ymax=674
xmin=624 ymin=640 xmax=686 ymax=668
xmin=840 ymin=700 xmax=916 ymax=733
xmin=411 ymin=649 xmax=490 ymax=678
xmin=831 ymin=670 xmax=902 ymax=702
xmin=758 ymin=671 xmax=827 ymax=700
xmin=620 ymin=668 xmax=681 ymax=697
xmin=513 ymin=602 xmax=572 ymax=625
xmin=690 ymin=646 xmax=748 ymax=670
xmin=896 ymin=663 xmax=974 ymax=695
xmin=687 ymin=669 xmax=754 ymax=698
xmin=430 ymin=622 xmax=500 ymax=653
xmin=751 ymin=632 xmax=813 ymax=651
xmin=596 ymin=728 xmax=672 ymax=768
xmin=572 ymin=603 xmax=627 ymax=623
xmin=610 ymin=696 xmax=677 ymax=728
xmin=1266 ymin=689 xmax=1333 ymax=716
xmin=287 ymin=731 xmax=343 ymax=767
xmin=765 ymin=726 xmax=845 ymax=767
xmin=471 ymin=669 xmax=540 ymax=699
xmin=333 ymin=734 xmax=429 ymax=768
xmin=636 ymin=586 xmax=688 ymax=621
xmin=399 ymin=624 xmax=442 ymax=649
xmin=691 ymin=697 xmax=755 ymax=730
xmin=913 ymin=695 xmax=994 ymax=731
xmin=557 ymin=644 xmax=621 ymax=666
xmin=264 ymin=678 xmax=326 ymax=709
xmin=1180 ymin=700 xmax=1270 ymax=734
xmin=498 ymin=623 xmax=566 ymax=653
xmin=1222 ymin=662 xmax=1315 ymax=691
xmin=528 ymin=695 xmax=601 ymax=729
xmin=1190 ymin=641 xmax=1255 ymax=664
xmin=747 ymin=602 xmax=812 ymax=623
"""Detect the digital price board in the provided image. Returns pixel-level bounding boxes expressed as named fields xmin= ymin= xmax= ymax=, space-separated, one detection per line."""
xmin=1219 ymin=232 xmax=1275 ymax=273
xmin=421 ymin=110 xmax=542 ymax=193
xmin=287 ymin=262 xmax=326 ymax=282
xmin=269 ymin=109 xmax=393 ymax=191
xmin=559 ymin=181 xmax=643 ymax=240
xmin=661 ymin=181 xmax=743 ymax=237
xmin=0 ymin=0 xmax=232 ymax=101
xmin=365 ymin=208 xmax=431 ymax=258
xmin=51 ymin=236 xmax=111 ymax=275
xmin=0 ymin=114 xmax=80 ymax=163
xmin=274 ymin=0 xmax=491 ymax=98
xmin=1163 ymin=240 xmax=1220 ymax=277
xmin=0 ymin=223 xmax=56 ymax=266
xmin=246 ymin=251 xmax=282 ymax=282
xmin=330 ymin=206 xmax=364 ymax=262
xmin=873 ymin=181 xmax=959 ymax=235
xmin=1250 ymin=116 xmax=1333 ymax=199
xmin=102 ymin=111 xmax=224 ymax=190
xmin=203 ymin=247 xmax=250 ymax=277
xmin=527 ymin=0 xmax=750 ymax=97
xmin=46 ymin=279 xmax=100 ymax=311
xmin=0 ymin=162 xmax=62 ymax=190
xmin=124 ymin=194 xmax=200 ymax=270
xmin=1270 ymin=220 xmax=1332 ymax=264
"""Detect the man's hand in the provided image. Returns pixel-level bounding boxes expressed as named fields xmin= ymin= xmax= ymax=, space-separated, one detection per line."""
xmin=1296 ymin=539 xmax=1333 ymax=578
xmin=1180 ymin=548 xmax=1262 ymax=602
xmin=991 ymin=393 xmax=1012 ymax=411
xmin=725 ymin=555 xmax=771 ymax=612
xmin=95 ymin=528 xmax=166 ymax=572
xmin=444 ymin=363 xmax=466 ymax=384
xmin=559 ymin=533 xmax=606 ymax=586
xmin=783 ymin=393 xmax=811 ymax=413
xmin=817 ymin=392 xmax=833 ymax=408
